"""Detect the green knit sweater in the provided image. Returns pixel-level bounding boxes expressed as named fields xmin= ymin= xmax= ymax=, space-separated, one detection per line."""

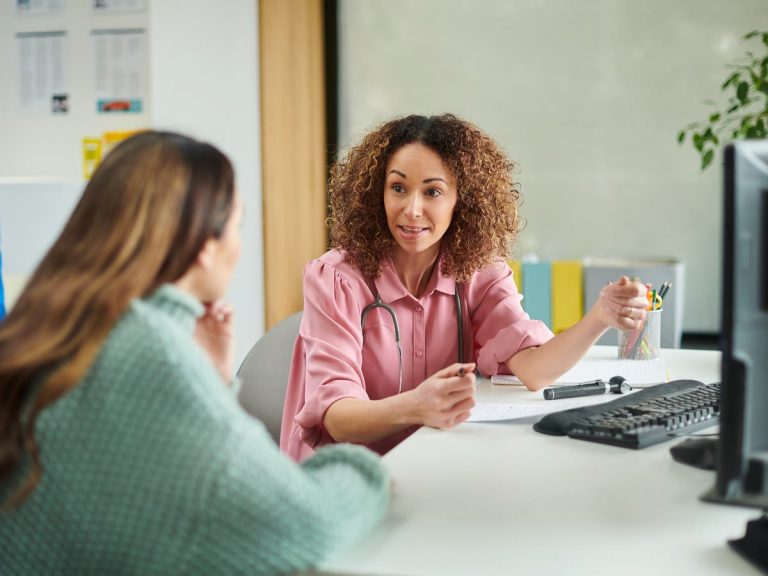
xmin=0 ymin=285 xmax=389 ymax=575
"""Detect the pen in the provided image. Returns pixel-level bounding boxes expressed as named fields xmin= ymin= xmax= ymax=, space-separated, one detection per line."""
xmin=542 ymin=380 xmax=609 ymax=400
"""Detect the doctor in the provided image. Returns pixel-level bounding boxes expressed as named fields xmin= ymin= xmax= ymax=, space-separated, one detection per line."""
xmin=281 ymin=114 xmax=648 ymax=461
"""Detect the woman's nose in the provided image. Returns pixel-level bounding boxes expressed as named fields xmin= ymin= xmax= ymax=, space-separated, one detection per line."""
xmin=404 ymin=193 xmax=422 ymax=218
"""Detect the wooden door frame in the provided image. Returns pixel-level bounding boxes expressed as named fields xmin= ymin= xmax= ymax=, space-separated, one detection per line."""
xmin=259 ymin=0 xmax=336 ymax=329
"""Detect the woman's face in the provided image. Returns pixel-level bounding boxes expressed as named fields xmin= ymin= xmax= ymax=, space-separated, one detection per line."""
xmin=205 ymin=192 xmax=244 ymax=300
xmin=383 ymin=143 xmax=458 ymax=262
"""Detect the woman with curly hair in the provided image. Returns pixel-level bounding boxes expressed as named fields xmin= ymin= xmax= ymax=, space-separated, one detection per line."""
xmin=281 ymin=114 xmax=647 ymax=461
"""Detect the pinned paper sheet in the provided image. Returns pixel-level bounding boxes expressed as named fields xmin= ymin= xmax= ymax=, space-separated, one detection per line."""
xmin=491 ymin=356 xmax=669 ymax=388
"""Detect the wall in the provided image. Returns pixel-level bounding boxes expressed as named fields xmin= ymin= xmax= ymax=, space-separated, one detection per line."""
xmin=148 ymin=1 xmax=263 ymax=365
xmin=338 ymin=0 xmax=768 ymax=333
xmin=0 ymin=1 xmax=264 ymax=366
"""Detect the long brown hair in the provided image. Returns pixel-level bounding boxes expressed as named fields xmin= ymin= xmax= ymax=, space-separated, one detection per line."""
xmin=329 ymin=114 xmax=521 ymax=282
xmin=0 ymin=131 xmax=235 ymax=506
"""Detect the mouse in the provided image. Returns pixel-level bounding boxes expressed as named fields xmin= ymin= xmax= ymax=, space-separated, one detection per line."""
xmin=669 ymin=437 xmax=718 ymax=470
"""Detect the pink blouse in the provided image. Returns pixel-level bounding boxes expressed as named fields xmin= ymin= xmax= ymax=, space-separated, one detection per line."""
xmin=280 ymin=249 xmax=553 ymax=461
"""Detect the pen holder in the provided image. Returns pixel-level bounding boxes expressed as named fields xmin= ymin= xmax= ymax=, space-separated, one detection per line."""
xmin=618 ymin=309 xmax=662 ymax=360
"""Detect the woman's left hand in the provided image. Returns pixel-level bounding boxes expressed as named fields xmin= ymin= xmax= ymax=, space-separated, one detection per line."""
xmin=591 ymin=276 xmax=649 ymax=331
xmin=195 ymin=301 xmax=235 ymax=384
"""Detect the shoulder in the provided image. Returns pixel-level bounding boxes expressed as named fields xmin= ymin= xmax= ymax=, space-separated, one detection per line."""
xmin=90 ymin=297 xmax=238 ymax=426
xmin=306 ymin=249 xmax=372 ymax=294
xmin=113 ymin=298 xmax=188 ymax=358
xmin=97 ymin=295 xmax=214 ymax=390
xmin=466 ymin=258 xmax=513 ymax=288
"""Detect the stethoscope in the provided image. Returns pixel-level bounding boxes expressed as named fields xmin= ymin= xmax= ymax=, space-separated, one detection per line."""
xmin=360 ymin=286 xmax=464 ymax=394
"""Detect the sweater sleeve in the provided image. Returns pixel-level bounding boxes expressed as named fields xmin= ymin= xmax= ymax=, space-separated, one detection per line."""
xmin=184 ymin=415 xmax=389 ymax=575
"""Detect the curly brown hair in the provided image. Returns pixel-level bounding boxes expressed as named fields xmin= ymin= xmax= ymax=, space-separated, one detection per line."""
xmin=329 ymin=113 xmax=521 ymax=283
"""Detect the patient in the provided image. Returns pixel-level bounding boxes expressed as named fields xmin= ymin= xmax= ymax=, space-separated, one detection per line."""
xmin=0 ymin=131 xmax=389 ymax=574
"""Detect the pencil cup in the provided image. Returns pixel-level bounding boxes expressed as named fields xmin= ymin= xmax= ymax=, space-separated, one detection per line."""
xmin=618 ymin=309 xmax=662 ymax=360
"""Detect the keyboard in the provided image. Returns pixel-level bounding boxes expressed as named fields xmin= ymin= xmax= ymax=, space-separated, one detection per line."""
xmin=566 ymin=381 xmax=720 ymax=449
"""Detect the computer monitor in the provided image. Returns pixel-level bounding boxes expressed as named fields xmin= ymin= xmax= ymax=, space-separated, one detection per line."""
xmin=702 ymin=140 xmax=768 ymax=568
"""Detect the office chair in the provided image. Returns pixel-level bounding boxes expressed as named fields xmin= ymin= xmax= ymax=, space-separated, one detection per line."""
xmin=236 ymin=311 xmax=302 ymax=444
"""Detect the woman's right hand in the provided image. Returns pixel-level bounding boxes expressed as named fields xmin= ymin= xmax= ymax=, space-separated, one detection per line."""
xmin=410 ymin=363 xmax=477 ymax=429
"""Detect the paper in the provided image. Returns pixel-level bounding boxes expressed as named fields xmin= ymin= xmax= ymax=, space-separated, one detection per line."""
xmin=467 ymin=394 xmax=619 ymax=422
xmin=490 ymin=356 xmax=668 ymax=388
xmin=92 ymin=29 xmax=146 ymax=113
xmin=16 ymin=0 xmax=64 ymax=15
xmin=15 ymin=31 xmax=69 ymax=114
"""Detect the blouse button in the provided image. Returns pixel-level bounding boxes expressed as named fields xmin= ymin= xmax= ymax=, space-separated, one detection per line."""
xmin=415 ymin=305 xmax=423 ymax=314
xmin=415 ymin=350 xmax=424 ymax=358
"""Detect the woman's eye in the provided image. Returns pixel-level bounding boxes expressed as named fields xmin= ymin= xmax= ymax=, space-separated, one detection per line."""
xmin=426 ymin=188 xmax=442 ymax=198
xmin=392 ymin=183 xmax=405 ymax=193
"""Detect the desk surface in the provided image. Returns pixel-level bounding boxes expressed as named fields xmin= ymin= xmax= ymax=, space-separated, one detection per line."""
xmin=317 ymin=347 xmax=761 ymax=576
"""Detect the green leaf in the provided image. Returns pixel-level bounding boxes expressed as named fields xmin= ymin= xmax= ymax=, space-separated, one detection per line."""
xmin=677 ymin=130 xmax=686 ymax=144
xmin=722 ymin=72 xmax=740 ymax=90
xmin=709 ymin=112 xmax=721 ymax=123
xmin=746 ymin=126 xmax=758 ymax=138
xmin=744 ymin=30 xmax=759 ymax=40
xmin=693 ymin=133 xmax=703 ymax=152
xmin=727 ymin=103 xmax=740 ymax=114
xmin=737 ymin=81 xmax=750 ymax=104
xmin=763 ymin=32 xmax=768 ymax=47
xmin=702 ymin=149 xmax=715 ymax=169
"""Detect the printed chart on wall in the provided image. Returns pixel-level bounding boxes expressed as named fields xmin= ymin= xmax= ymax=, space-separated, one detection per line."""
xmin=15 ymin=31 xmax=69 ymax=115
xmin=15 ymin=0 xmax=63 ymax=15
xmin=91 ymin=28 xmax=146 ymax=114
xmin=92 ymin=0 xmax=145 ymax=12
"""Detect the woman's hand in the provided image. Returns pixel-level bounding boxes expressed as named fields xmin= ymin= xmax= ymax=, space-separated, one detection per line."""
xmin=410 ymin=363 xmax=477 ymax=429
xmin=194 ymin=301 xmax=235 ymax=384
xmin=589 ymin=276 xmax=648 ymax=331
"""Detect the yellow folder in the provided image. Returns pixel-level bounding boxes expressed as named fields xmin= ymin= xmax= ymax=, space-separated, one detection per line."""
xmin=506 ymin=260 xmax=522 ymax=293
xmin=551 ymin=260 xmax=583 ymax=333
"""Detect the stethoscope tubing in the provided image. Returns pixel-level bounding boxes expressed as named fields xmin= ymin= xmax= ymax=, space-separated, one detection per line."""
xmin=360 ymin=286 xmax=464 ymax=393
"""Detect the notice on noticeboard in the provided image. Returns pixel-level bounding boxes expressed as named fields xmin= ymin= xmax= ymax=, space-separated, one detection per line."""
xmin=15 ymin=31 xmax=69 ymax=114
xmin=16 ymin=0 xmax=64 ymax=15
xmin=91 ymin=28 xmax=146 ymax=113
xmin=92 ymin=0 xmax=144 ymax=12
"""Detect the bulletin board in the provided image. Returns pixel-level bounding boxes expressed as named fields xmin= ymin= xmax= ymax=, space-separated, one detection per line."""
xmin=0 ymin=0 xmax=151 ymax=180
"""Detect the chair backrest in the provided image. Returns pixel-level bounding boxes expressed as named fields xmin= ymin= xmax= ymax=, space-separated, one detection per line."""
xmin=236 ymin=311 xmax=302 ymax=443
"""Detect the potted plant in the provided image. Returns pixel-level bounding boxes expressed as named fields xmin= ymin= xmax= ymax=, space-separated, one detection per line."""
xmin=678 ymin=30 xmax=768 ymax=169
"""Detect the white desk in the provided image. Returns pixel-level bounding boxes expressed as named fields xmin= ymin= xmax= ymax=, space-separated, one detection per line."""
xmin=317 ymin=346 xmax=762 ymax=576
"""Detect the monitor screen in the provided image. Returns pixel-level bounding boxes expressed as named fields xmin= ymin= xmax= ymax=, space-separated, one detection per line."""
xmin=704 ymin=140 xmax=768 ymax=510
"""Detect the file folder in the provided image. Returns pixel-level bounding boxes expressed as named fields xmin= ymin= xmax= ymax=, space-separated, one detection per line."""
xmin=551 ymin=260 xmax=583 ymax=333
xmin=506 ymin=259 xmax=522 ymax=294
xmin=521 ymin=261 xmax=551 ymax=328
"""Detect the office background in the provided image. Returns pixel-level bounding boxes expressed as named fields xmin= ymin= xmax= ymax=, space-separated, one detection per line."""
xmin=1 ymin=0 xmax=768 ymax=365
xmin=337 ymin=0 xmax=768 ymax=336
xmin=0 ymin=1 xmax=263 ymax=365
